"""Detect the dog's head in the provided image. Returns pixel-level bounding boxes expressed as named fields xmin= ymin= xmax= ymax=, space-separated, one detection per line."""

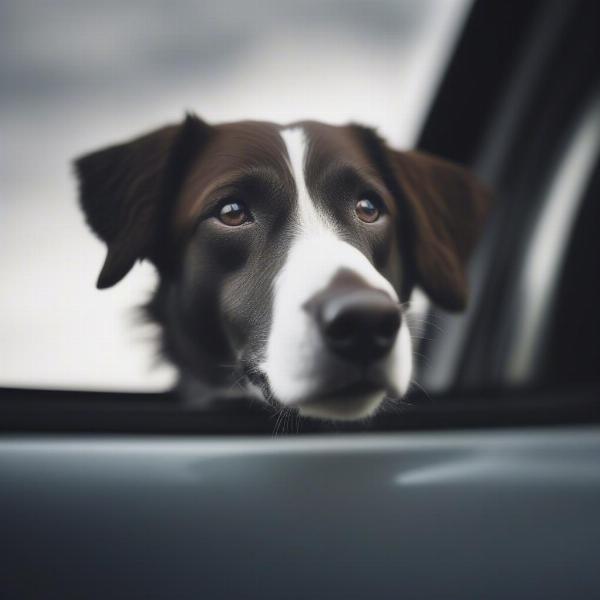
xmin=75 ymin=116 xmax=489 ymax=420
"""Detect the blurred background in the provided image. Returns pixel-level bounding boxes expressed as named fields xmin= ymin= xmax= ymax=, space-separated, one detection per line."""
xmin=0 ymin=0 xmax=471 ymax=391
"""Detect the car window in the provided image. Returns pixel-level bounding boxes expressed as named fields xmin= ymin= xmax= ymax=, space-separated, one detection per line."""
xmin=0 ymin=0 xmax=472 ymax=392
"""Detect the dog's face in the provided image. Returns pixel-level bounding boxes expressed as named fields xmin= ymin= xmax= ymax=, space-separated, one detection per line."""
xmin=76 ymin=116 xmax=488 ymax=420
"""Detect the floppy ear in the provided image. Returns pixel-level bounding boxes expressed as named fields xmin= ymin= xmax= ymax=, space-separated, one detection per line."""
xmin=388 ymin=149 xmax=490 ymax=310
xmin=74 ymin=114 xmax=210 ymax=289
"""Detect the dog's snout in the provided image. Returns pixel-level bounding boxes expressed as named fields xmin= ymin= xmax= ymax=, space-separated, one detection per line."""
xmin=317 ymin=290 xmax=400 ymax=363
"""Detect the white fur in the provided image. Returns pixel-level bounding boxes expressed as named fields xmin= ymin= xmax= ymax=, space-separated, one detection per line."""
xmin=260 ymin=127 xmax=412 ymax=419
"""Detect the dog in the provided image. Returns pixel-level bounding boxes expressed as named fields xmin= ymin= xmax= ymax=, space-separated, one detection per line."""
xmin=75 ymin=116 xmax=489 ymax=420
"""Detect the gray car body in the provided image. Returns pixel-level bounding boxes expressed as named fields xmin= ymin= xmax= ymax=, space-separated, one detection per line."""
xmin=2 ymin=426 xmax=600 ymax=599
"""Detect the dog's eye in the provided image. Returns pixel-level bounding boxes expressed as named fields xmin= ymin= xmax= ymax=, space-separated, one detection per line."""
xmin=355 ymin=197 xmax=381 ymax=223
xmin=217 ymin=201 xmax=251 ymax=226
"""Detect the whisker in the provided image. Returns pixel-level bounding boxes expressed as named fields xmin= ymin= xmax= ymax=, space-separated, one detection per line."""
xmin=410 ymin=350 xmax=432 ymax=368
xmin=380 ymin=395 xmax=416 ymax=414
xmin=271 ymin=407 xmax=285 ymax=436
xmin=405 ymin=317 xmax=445 ymax=334
xmin=409 ymin=379 xmax=432 ymax=405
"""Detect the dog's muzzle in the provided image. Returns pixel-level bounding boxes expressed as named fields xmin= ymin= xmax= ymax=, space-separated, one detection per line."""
xmin=261 ymin=244 xmax=411 ymax=420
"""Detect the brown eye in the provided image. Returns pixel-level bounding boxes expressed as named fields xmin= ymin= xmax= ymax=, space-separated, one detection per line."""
xmin=218 ymin=201 xmax=250 ymax=226
xmin=355 ymin=197 xmax=380 ymax=223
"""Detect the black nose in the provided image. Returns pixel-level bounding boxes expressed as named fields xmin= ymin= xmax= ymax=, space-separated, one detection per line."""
xmin=317 ymin=290 xmax=401 ymax=364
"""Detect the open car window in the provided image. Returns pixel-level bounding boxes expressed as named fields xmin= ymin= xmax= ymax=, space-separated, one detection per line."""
xmin=0 ymin=0 xmax=472 ymax=393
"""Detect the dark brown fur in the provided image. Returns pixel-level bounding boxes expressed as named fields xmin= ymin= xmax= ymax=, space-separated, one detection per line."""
xmin=75 ymin=115 xmax=490 ymax=400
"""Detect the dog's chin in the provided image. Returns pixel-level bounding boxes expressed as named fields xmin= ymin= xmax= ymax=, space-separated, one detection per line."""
xmin=245 ymin=362 xmax=398 ymax=421
xmin=297 ymin=391 xmax=386 ymax=421
xmin=290 ymin=382 xmax=388 ymax=421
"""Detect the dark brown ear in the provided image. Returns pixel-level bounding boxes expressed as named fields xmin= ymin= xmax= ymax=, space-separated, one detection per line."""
xmin=383 ymin=147 xmax=491 ymax=311
xmin=352 ymin=125 xmax=491 ymax=310
xmin=74 ymin=114 xmax=210 ymax=288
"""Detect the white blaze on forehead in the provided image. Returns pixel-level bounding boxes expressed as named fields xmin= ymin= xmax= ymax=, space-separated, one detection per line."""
xmin=279 ymin=126 xmax=397 ymax=299
xmin=259 ymin=126 xmax=411 ymax=412
xmin=280 ymin=127 xmax=331 ymax=232
xmin=279 ymin=126 xmax=396 ymax=292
